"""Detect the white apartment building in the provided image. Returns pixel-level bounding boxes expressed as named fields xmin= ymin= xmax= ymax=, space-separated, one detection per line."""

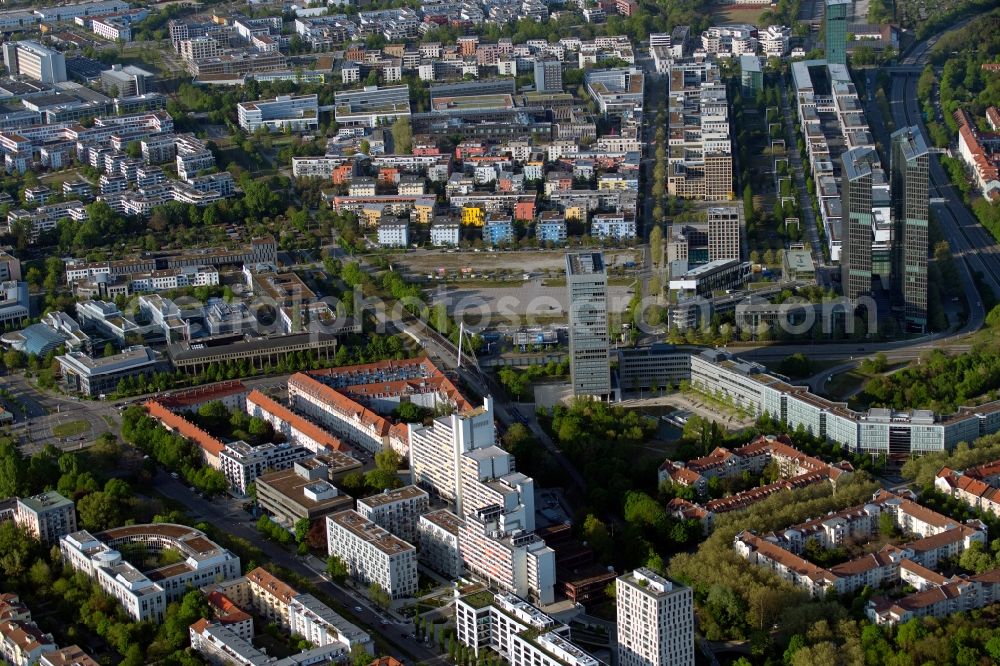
xmin=761 ymin=25 xmax=791 ymax=58
xmin=591 ymin=213 xmax=637 ymax=239
xmin=326 ymin=510 xmax=417 ymax=599
xmin=430 ymin=222 xmax=460 ymax=246
xmin=237 ymin=94 xmax=319 ymax=133
xmin=60 ymin=524 xmax=240 ymax=622
xmin=460 ymin=446 xmax=535 ymax=532
xmin=15 ymin=492 xmax=76 ymax=545
xmin=455 ymin=590 xmax=600 ymax=666
xmin=356 ymin=485 xmax=429 ymax=543
xmin=408 ymin=397 xmax=496 ymax=512
xmin=418 ymin=509 xmax=464 ymax=578
xmin=219 ymin=440 xmax=312 ymax=496
xmin=459 ymin=508 xmax=556 ymax=605
xmin=617 ymin=568 xmax=695 ymax=666
xmin=377 ymin=219 xmax=410 ymax=248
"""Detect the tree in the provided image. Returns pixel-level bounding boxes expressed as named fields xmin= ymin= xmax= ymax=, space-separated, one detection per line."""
xmin=581 ymin=514 xmax=612 ymax=562
xmin=294 ymin=518 xmax=310 ymax=544
xmin=649 ymin=224 xmax=663 ymax=267
xmin=326 ymin=554 xmax=349 ymax=583
xmin=368 ymin=582 xmax=391 ymax=609
xmin=391 ymin=117 xmax=413 ymax=154
xmin=103 ymin=342 xmax=116 ymax=358
xmin=77 ymin=491 xmax=122 ymax=531
xmin=351 ymin=644 xmax=370 ymax=666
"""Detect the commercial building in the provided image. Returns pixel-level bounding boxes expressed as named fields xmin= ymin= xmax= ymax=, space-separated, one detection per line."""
xmin=455 ymin=589 xmax=600 ymax=666
xmin=890 ymin=127 xmax=929 ymax=332
xmin=825 ymin=0 xmax=850 ymax=65
xmin=616 ymin=568 xmax=694 ymax=666
xmin=740 ymin=54 xmax=762 ymax=97
xmin=2 ymin=41 xmax=66 ymax=83
xmin=334 ymin=85 xmax=411 ymax=127
xmin=56 ymin=346 xmax=160 ymax=397
xmin=565 ymin=251 xmax=611 ymax=399
xmin=584 ymin=68 xmax=644 ymax=118
xmin=326 ymin=510 xmax=418 ymax=599
xmin=841 ymin=146 xmax=882 ymax=300
xmin=668 ymin=259 xmax=750 ymax=297
xmin=15 ymin=492 xmax=76 ymax=545
xmin=100 ymin=64 xmax=154 ymax=97
xmin=356 ymin=486 xmax=429 ymax=544
xmin=616 ymin=344 xmax=692 ymax=391
xmin=60 ymin=524 xmax=240 ymax=622
xmin=219 ymin=441 xmax=312 ymax=496
xmin=237 ymin=94 xmax=319 ymax=133
xmin=255 ymin=459 xmax=353 ymax=527
xmin=418 ymin=509 xmax=464 ymax=578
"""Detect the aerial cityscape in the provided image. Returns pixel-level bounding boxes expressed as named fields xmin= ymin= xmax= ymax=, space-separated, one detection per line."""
xmin=0 ymin=0 xmax=999 ymax=664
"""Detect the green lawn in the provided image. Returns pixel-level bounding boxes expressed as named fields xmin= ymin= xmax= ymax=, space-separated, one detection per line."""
xmin=52 ymin=420 xmax=90 ymax=438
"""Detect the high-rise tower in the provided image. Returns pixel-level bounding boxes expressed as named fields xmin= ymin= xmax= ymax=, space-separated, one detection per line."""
xmin=565 ymin=251 xmax=611 ymax=399
xmin=891 ymin=126 xmax=930 ymax=331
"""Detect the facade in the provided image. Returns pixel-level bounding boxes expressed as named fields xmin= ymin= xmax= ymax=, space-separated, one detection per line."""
xmin=409 ymin=397 xmax=495 ymax=510
xmin=326 ymin=510 xmax=418 ymax=599
xmin=2 ymin=41 xmax=66 ymax=83
xmin=455 ymin=589 xmax=600 ymax=666
xmin=890 ymin=127 xmax=929 ymax=332
xmin=565 ymin=251 xmax=611 ymax=399
xmin=617 ymin=568 xmax=694 ymax=666
xmin=15 ymin=492 xmax=76 ymax=545
xmin=237 ymin=94 xmax=319 ymax=133
xmin=825 ymin=0 xmax=850 ymax=65
xmin=356 ymin=485 xmax=430 ymax=544
xmin=418 ymin=509 xmax=464 ymax=578
xmin=60 ymin=524 xmax=240 ymax=622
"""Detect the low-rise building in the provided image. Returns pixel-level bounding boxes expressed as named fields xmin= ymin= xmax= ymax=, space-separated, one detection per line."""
xmin=237 ymin=94 xmax=319 ymax=133
xmin=56 ymin=346 xmax=160 ymax=397
xmin=256 ymin=459 xmax=353 ymax=527
xmin=219 ymin=440 xmax=313 ymax=496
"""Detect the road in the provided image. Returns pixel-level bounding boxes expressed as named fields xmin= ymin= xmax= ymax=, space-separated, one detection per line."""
xmin=153 ymin=470 xmax=448 ymax=666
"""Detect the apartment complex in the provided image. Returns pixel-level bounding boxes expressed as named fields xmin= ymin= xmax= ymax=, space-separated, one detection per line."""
xmin=356 ymin=485 xmax=430 ymax=544
xmin=326 ymin=510 xmax=418 ymax=599
xmin=14 ymin=492 xmax=76 ymax=545
xmin=455 ymin=589 xmax=600 ymax=666
xmin=616 ymin=568 xmax=694 ymax=666
xmin=418 ymin=509 xmax=464 ymax=578
xmin=219 ymin=440 xmax=312 ymax=495
xmin=565 ymin=251 xmax=611 ymax=399
xmin=60 ymin=524 xmax=240 ymax=622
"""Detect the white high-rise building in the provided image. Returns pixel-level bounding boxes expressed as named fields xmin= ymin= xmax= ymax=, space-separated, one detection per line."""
xmin=408 ymin=397 xmax=495 ymax=513
xmin=617 ymin=568 xmax=694 ymax=666
xmin=2 ymin=41 xmax=66 ymax=83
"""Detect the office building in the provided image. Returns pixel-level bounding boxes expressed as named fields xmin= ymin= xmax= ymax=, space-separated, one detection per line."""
xmin=60 ymin=524 xmax=240 ymax=622
xmin=534 ymin=59 xmax=562 ymax=93
xmin=255 ymin=459 xmax=353 ymax=527
xmin=326 ymin=510 xmax=418 ymax=599
xmin=100 ymin=64 xmax=154 ymax=97
xmin=740 ymin=54 xmax=762 ymax=98
xmin=565 ymin=251 xmax=611 ymax=399
xmin=237 ymin=94 xmax=319 ymax=133
xmin=706 ymin=205 xmax=742 ymax=261
xmin=56 ymin=346 xmax=160 ymax=397
xmin=841 ymin=146 xmax=880 ymax=300
xmin=333 ymin=85 xmax=411 ymax=128
xmin=890 ymin=126 xmax=930 ymax=332
xmin=455 ymin=589 xmax=600 ymax=666
xmin=0 ymin=281 xmax=28 ymax=328
xmin=617 ymin=568 xmax=694 ymax=666
xmin=356 ymin=486 xmax=429 ymax=544
xmin=825 ymin=0 xmax=850 ymax=65
xmin=2 ymin=41 xmax=66 ymax=83
xmin=15 ymin=492 xmax=76 ymax=545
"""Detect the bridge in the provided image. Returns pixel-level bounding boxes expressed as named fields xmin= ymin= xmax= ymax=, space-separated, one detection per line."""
xmin=887 ymin=65 xmax=924 ymax=75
